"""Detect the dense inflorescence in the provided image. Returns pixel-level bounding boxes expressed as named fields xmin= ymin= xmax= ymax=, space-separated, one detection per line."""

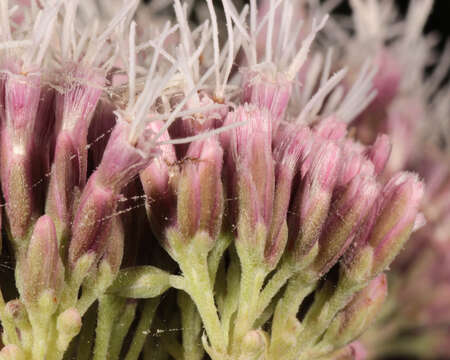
xmin=0 ymin=1 xmax=441 ymax=360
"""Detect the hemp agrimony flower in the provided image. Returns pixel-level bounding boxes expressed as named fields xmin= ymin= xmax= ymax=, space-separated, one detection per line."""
xmin=0 ymin=1 xmax=433 ymax=360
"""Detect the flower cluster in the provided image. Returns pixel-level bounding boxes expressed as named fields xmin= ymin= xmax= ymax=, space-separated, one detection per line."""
xmin=0 ymin=1 xmax=428 ymax=360
xmin=306 ymin=0 xmax=449 ymax=358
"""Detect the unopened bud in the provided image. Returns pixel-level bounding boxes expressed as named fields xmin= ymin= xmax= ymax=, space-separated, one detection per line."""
xmin=96 ymin=120 xmax=157 ymax=192
xmin=54 ymin=63 xmax=105 ymax=186
xmin=242 ymin=70 xmax=292 ymax=126
xmin=368 ymin=173 xmax=424 ymax=276
xmin=19 ymin=215 xmax=64 ymax=306
xmin=231 ymin=105 xmax=275 ymax=232
xmin=322 ymin=275 xmax=387 ymax=348
xmin=313 ymin=176 xmax=379 ymax=276
xmin=265 ymin=126 xmax=313 ymax=267
xmin=241 ymin=330 xmax=269 ymax=359
xmin=140 ymin=121 xmax=178 ymax=241
xmin=68 ymin=176 xmax=117 ymax=270
xmin=365 ymin=134 xmax=391 ymax=175
xmin=56 ymin=308 xmax=82 ymax=352
xmin=45 ymin=132 xmax=79 ymax=240
xmin=343 ymin=172 xmax=424 ymax=281
xmin=177 ymin=137 xmax=224 ymax=240
xmin=100 ymin=217 xmax=124 ymax=276
xmin=288 ymin=141 xmax=341 ymax=262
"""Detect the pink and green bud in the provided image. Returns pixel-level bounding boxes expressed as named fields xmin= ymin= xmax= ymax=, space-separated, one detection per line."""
xmin=54 ymin=63 xmax=106 ymax=186
xmin=46 ymin=64 xmax=105 ymax=240
xmin=0 ymin=65 xmax=41 ymax=242
xmin=177 ymin=137 xmax=224 ymax=240
xmin=231 ymin=105 xmax=275 ymax=232
xmin=68 ymin=176 xmax=117 ymax=270
xmin=322 ymin=274 xmax=387 ymax=348
xmin=140 ymin=121 xmax=179 ymax=240
xmin=96 ymin=120 xmax=157 ymax=192
xmin=4 ymin=300 xmax=29 ymax=329
xmin=69 ymin=120 xmax=155 ymax=269
xmin=99 ymin=217 xmax=125 ymax=276
xmin=242 ymin=70 xmax=292 ymax=127
xmin=56 ymin=308 xmax=82 ymax=350
xmin=19 ymin=215 xmax=64 ymax=306
xmin=344 ymin=172 xmax=424 ymax=281
xmin=2 ymin=65 xmax=41 ymax=149
xmin=288 ymin=140 xmax=341 ymax=261
xmin=45 ymin=132 xmax=79 ymax=240
xmin=312 ymin=176 xmax=379 ymax=276
xmin=365 ymin=134 xmax=391 ymax=176
xmin=368 ymin=173 xmax=424 ymax=275
xmin=0 ymin=148 xmax=34 ymax=243
xmin=265 ymin=126 xmax=313 ymax=267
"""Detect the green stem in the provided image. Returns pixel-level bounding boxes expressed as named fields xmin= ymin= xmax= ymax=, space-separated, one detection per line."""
xmin=208 ymin=234 xmax=232 ymax=284
xmin=124 ymin=298 xmax=159 ymax=360
xmin=255 ymin=260 xmax=295 ymax=321
xmin=180 ymin=254 xmax=227 ymax=355
xmin=109 ymin=300 xmax=137 ymax=360
xmin=230 ymin=261 xmax=266 ymax=356
xmin=29 ymin=312 xmax=51 ymax=360
xmin=286 ymin=283 xmax=360 ymax=360
xmin=76 ymin=288 xmax=102 ymax=317
xmin=93 ymin=295 xmax=124 ymax=360
xmin=268 ymin=275 xmax=317 ymax=360
xmin=178 ymin=292 xmax=204 ymax=360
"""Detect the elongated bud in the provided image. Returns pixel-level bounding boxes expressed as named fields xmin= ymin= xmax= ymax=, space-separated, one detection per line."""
xmin=177 ymin=137 xmax=224 ymax=240
xmin=288 ymin=141 xmax=341 ymax=262
xmin=96 ymin=120 xmax=157 ymax=192
xmin=140 ymin=121 xmax=179 ymax=240
xmin=313 ymin=176 xmax=379 ymax=276
xmin=0 ymin=67 xmax=41 ymax=242
xmin=54 ymin=63 xmax=105 ymax=186
xmin=368 ymin=173 xmax=424 ymax=275
xmin=19 ymin=215 xmax=64 ymax=306
xmin=322 ymin=275 xmax=387 ymax=348
xmin=100 ymin=216 xmax=124 ymax=277
xmin=68 ymin=176 xmax=117 ymax=270
xmin=4 ymin=300 xmax=29 ymax=329
xmin=242 ymin=70 xmax=292 ymax=127
xmin=232 ymin=105 xmax=275 ymax=231
xmin=69 ymin=120 xmax=155 ymax=270
xmin=265 ymin=126 xmax=313 ymax=267
xmin=365 ymin=134 xmax=391 ymax=175
xmin=343 ymin=172 xmax=424 ymax=281
xmin=56 ymin=308 xmax=82 ymax=352
xmin=45 ymin=132 xmax=79 ymax=240
xmin=3 ymin=68 xmax=41 ymax=150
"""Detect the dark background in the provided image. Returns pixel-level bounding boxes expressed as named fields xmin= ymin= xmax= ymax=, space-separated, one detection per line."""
xmin=145 ymin=0 xmax=450 ymax=42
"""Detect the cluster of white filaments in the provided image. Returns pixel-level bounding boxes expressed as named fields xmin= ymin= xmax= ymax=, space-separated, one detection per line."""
xmin=0 ymin=0 xmax=385 ymax=149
